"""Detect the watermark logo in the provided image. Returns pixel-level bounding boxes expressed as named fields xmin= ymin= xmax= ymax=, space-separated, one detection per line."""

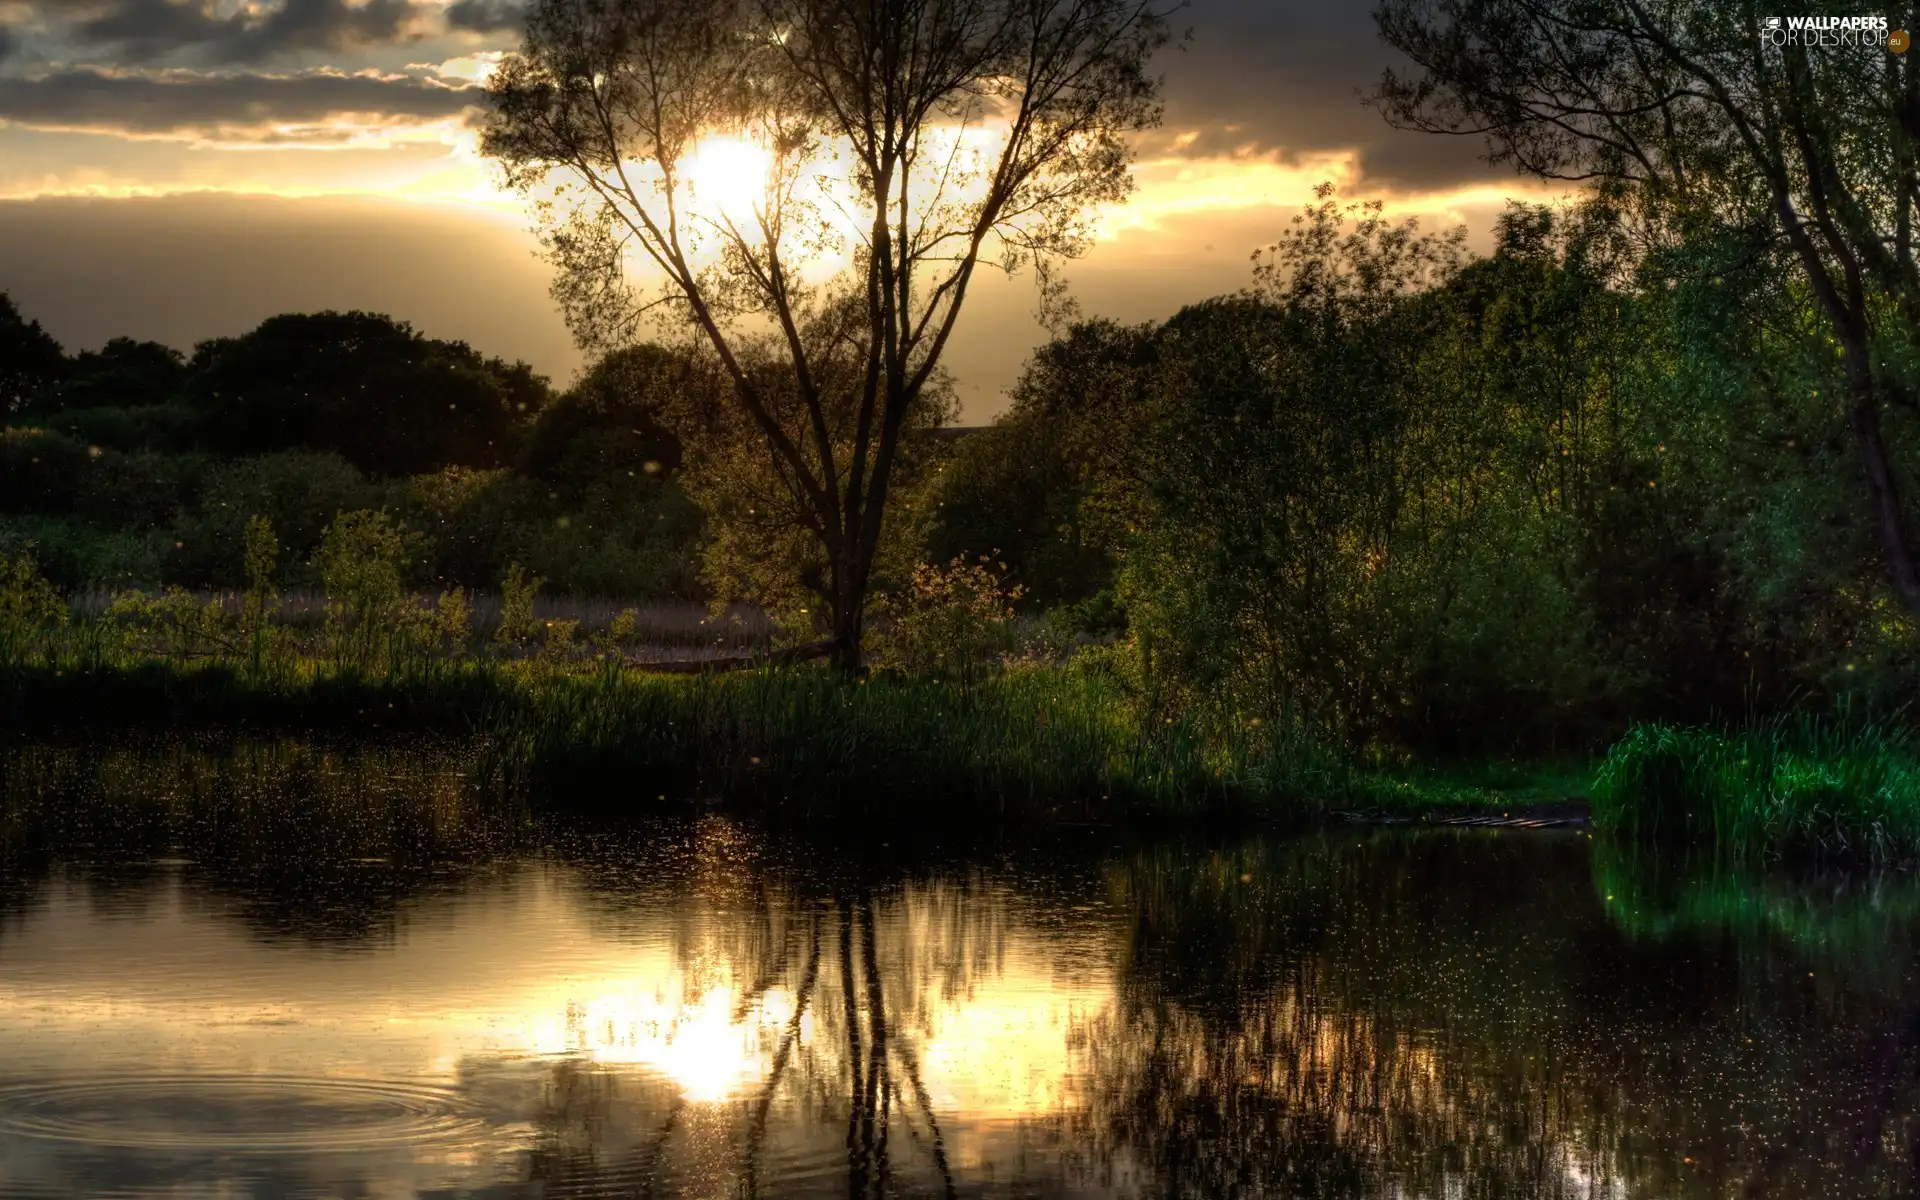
xmin=1758 ymin=13 xmax=1901 ymax=51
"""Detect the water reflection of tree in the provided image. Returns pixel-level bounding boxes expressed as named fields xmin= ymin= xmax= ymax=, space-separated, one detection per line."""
xmin=0 ymin=737 xmax=524 ymax=944
xmin=1079 ymin=830 xmax=1920 ymax=1199
xmin=504 ymin=828 xmax=1085 ymax=1198
xmin=13 ymin=757 xmax=1918 ymax=1200
xmin=475 ymin=827 xmax=1920 ymax=1198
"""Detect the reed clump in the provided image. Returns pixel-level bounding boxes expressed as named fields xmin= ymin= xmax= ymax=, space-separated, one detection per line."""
xmin=1591 ymin=713 xmax=1920 ymax=861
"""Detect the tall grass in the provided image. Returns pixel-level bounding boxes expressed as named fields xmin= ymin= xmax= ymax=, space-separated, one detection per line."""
xmin=0 ymin=654 xmax=1375 ymax=820
xmin=64 ymin=589 xmax=774 ymax=654
xmin=1591 ymin=712 xmax=1920 ymax=860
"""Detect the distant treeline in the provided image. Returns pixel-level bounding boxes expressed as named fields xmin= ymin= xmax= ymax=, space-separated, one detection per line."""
xmin=0 ymin=306 xmax=702 ymax=598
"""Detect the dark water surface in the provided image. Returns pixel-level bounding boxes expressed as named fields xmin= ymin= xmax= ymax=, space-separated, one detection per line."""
xmin=3 ymin=742 xmax=1919 ymax=1198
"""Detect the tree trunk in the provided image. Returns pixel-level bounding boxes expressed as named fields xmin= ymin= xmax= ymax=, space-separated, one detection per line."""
xmin=1848 ymin=377 xmax=1920 ymax=615
xmin=1841 ymin=345 xmax=1920 ymax=616
xmin=829 ymin=549 xmax=867 ymax=674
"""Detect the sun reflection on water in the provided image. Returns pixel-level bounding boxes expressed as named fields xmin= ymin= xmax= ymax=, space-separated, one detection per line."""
xmin=524 ymin=980 xmax=807 ymax=1103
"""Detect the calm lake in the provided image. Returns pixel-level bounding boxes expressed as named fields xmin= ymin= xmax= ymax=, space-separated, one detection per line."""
xmin=1 ymin=741 xmax=1917 ymax=1198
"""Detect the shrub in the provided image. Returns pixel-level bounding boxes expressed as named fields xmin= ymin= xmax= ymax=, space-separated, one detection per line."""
xmin=0 ymin=516 xmax=166 ymax=589
xmin=434 ymin=589 xmax=473 ymax=658
xmin=496 ymin=563 xmax=543 ymax=644
xmin=174 ymin=452 xmax=383 ymax=588
xmin=872 ymin=556 xmax=1026 ymax=687
xmin=0 ymin=549 xmax=66 ymax=663
xmin=34 ymin=403 xmax=200 ymax=453
xmin=0 ymin=428 xmax=90 ymax=515
xmin=241 ymin=515 xmax=281 ymax=672
xmin=542 ymin=618 xmax=579 ymax=660
xmin=608 ymin=608 xmax=638 ymax=645
xmin=103 ymin=587 xmax=228 ymax=660
xmin=315 ymin=510 xmax=419 ymax=665
xmin=74 ymin=449 xmax=200 ymax=529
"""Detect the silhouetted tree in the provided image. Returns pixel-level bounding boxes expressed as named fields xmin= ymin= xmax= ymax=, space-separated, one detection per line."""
xmin=41 ymin=337 xmax=188 ymax=412
xmin=483 ymin=0 xmax=1175 ymax=668
xmin=182 ymin=311 xmax=550 ymax=476
xmin=0 ymin=293 xmax=64 ymax=415
xmin=521 ymin=344 xmax=688 ymax=502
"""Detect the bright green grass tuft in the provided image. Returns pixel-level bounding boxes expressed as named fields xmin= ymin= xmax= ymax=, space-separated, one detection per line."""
xmin=1591 ymin=713 xmax=1920 ymax=860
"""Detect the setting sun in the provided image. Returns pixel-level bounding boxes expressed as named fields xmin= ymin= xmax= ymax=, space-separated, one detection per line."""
xmin=678 ymin=135 xmax=775 ymax=215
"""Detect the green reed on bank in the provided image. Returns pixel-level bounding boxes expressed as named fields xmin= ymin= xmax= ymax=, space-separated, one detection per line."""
xmin=1591 ymin=713 xmax=1920 ymax=860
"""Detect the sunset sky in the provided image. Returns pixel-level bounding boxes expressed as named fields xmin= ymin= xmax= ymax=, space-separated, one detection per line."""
xmin=0 ymin=0 xmax=1559 ymax=418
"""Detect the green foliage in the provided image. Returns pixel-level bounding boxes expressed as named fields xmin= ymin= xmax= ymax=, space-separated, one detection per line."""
xmin=104 ymin=587 xmax=229 ymax=661
xmin=241 ymin=515 xmax=281 ymax=673
xmin=243 ymin=514 xmax=278 ymax=599
xmin=316 ymin=510 xmax=420 ymax=666
xmin=928 ymin=321 xmax=1156 ymax=609
xmin=495 ymin=562 xmax=542 ymax=644
xmin=940 ymin=192 xmax=1918 ymax=755
xmin=0 ymin=515 xmax=167 ymax=590
xmin=434 ymin=589 xmax=473 ymax=658
xmin=541 ymin=618 xmax=579 ymax=660
xmin=32 ymin=402 xmax=199 ymax=454
xmin=75 ymin=449 xmax=202 ymax=530
xmin=608 ymin=607 xmax=637 ymax=644
xmin=0 ymin=549 xmax=66 ymax=664
xmin=173 ymin=452 xmax=382 ymax=587
xmin=403 ymin=465 xmax=702 ymax=599
xmin=520 ymin=343 xmax=684 ymax=496
xmin=38 ymin=338 xmax=187 ymax=412
xmin=871 ymin=556 xmax=1026 ymax=688
xmin=1593 ymin=714 xmax=1920 ymax=861
xmin=1105 ymin=198 xmax=1625 ymax=749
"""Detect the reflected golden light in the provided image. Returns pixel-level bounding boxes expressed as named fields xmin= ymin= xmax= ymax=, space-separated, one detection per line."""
xmin=525 ymin=979 xmax=804 ymax=1103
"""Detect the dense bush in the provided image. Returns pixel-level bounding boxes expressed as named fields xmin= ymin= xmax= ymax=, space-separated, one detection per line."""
xmin=172 ymin=452 xmax=384 ymax=588
xmin=0 ymin=428 xmax=91 ymax=515
xmin=32 ymin=403 xmax=201 ymax=453
xmin=1592 ymin=716 xmax=1920 ymax=860
xmin=930 ymin=197 xmax=1918 ymax=756
xmin=38 ymin=338 xmax=188 ymax=412
xmin=183 ymin=311 xmax=546 ymax=477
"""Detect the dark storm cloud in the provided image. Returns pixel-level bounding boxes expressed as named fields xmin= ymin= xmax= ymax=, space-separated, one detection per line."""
xmin=36 ymin=0 xmax=428 ymax=66
xmin=444 ymin=0 xmax=525 ymax=34
xmin=1156 ymin=0 xmax=1506 ymax=191
xmin=0 ymin=25 xmax=18 ymax=62
xmin=0 ymin=67 xmax=479 ymax=138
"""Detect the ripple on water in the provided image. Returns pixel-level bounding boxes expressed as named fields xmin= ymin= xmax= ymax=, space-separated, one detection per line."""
xmin=0 ymin=1075 xmax=485 ymax=1155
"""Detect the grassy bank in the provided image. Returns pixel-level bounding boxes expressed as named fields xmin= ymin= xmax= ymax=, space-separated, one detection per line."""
xmin=1591 ymin=715 xmax=1920 ymax=861
xmin=13 ymin=652 xmax=1919 ymax=855
xmin=0 ymin=656 xmax=1380 ymax=820
xmin=0 ymin=540 xmax=1578 ymax=822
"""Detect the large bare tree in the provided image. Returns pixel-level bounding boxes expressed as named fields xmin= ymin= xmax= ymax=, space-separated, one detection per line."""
xmin=483 ymin=0 xmax=1173 ymax=667
xmin=1373 ymin=0 xmax=1920 ymax=617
